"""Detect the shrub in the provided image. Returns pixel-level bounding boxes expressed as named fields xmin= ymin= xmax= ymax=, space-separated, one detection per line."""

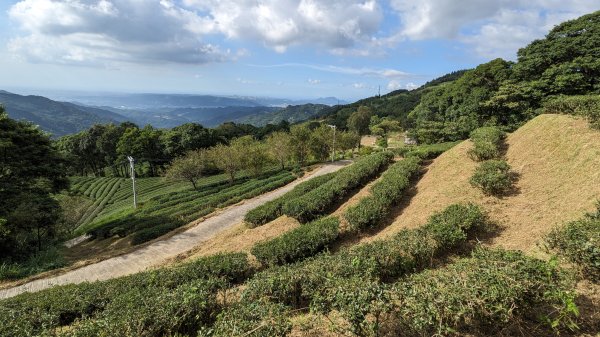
xmin=546 ymin=206 xmax=600 ymax=281
xmin=0 ymin=253 xmax=251 ymax=336
xmin=388 ymin=247 xmax=577 ymax=335
xmin=283 ymin=152 xmax=393 ymax=222
xmin=421 ymin=203 xmax=487 ymax=247
xmin=470 ymin=159 xmax=517 ymax=196
xmin=311 ymin=247 xmax=577 ymax=337
xmin=344 ymin=196 xmax=387 ymax=232
xmin=345 ymin=157 xmax=421 ymax=232
xmin=243 ymin=204 xmax=486 ymax=308
xmin=63 ymin=279 xmax=224 ymax=337
xmin=130 ymin=219 xmax=184 ymax=245
xmin=251 ymin=217 xmax=339 ymax=266
xmin=544 ymin=95 xmax=600 ymax=129
xmin=200 ymin=299 xmax=292 ymax=337
xmin=244 ymin=172 xmax=336 ymax=227
xmin=468 ymin=127 xmax=506 ymax=161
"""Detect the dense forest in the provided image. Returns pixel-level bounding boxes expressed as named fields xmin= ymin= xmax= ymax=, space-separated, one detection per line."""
xmin=319 ymin=11 xmax=600 ymax=144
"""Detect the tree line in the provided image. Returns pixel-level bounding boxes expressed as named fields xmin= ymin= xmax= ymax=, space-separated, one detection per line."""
xmin=165 ymin=125 xmax=360 ymax=189
xmin=54 ymin=120 xmax=293 ymax=177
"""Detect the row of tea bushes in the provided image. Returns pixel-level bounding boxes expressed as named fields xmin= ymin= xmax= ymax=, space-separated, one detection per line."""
xmin=251 ymin=217 xmax=340 ymax=266
xmin=392 ymin=141 xmax=461 ymax=160
xmin=244 ymin=172 xmax=337 ymax=227
xmin=544 ymin=94 xmax=600 ymax=129
xmin=0 ymin=253 xmax=252 ymax=336
xmin=546 ymin=204 xmax=600 ymax=282
xmin=468 ymin=127 xmax=517 ymax=196
xmin=242 ymin=203 xmax=487 ymax=308
xmin=344 ymin=157 xmax=421 ymax=232
xmin=311 ymin=247 xmax=576 ymax=336
xmin=87 ymin=170 xmax=296 ymax=245
xmin=283 ymin=152 xmax=394 ymax=223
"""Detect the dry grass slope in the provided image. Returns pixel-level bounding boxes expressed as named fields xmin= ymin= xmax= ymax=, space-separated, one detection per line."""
xmin=370 ymin=114 xmax=600 ymax=253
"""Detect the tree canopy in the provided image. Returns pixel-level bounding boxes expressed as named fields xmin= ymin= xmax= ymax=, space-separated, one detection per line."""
xmin=0 ymin=107 xmax=68 ymax=258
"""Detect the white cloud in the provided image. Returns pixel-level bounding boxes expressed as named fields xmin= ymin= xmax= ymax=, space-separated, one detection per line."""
xmin=308 ymin=78 xmax=321 ymax=84
xmin=352 ymin=82 xmax=368 ymax=89
xmin=405 ymin=82 xmax=418 ymax=90
xmin=249 ymin=63 xmax=412 ymax=79
xmin=8 ymin=0 xmax=230 ymax=66
xmin=389 ymin=0 xmax=599 ymax=59
xmin=7 ymin=0 xmax=598 ymax=66
xmin=386 ymin=80 xmax=402 ymax=91
xmin=184 ymin=0 xmax=383 ymax=52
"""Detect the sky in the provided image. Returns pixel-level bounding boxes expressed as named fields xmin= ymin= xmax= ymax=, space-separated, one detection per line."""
xmin=0 ymin=1 xmax=598 ymax=101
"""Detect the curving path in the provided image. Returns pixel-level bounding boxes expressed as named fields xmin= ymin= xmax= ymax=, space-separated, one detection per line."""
xmin=0 ymin=162 xmax=349 ymax=299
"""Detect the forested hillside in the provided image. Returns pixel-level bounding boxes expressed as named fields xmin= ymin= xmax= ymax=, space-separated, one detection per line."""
xmin=0 ymin=91 xmax=125 ymax=136
xmin=319 ymin=11 xmax=600 ymax=144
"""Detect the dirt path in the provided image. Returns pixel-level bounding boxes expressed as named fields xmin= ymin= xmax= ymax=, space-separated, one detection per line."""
xmin=0 ymin=162 xmax=349 ymax=299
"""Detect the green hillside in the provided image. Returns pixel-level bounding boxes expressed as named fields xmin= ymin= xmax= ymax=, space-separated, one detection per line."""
xmin=0 ymin=90 xmax=125 ymax=136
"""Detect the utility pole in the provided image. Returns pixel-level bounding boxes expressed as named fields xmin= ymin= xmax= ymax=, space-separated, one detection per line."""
xmin=127 ymin=156 xmax=137 ymax=209
xmin=327 ymin=124 xmax=336 ymax=162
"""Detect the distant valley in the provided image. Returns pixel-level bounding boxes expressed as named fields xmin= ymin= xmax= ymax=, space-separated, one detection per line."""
xmin=0 ymin=90 xmax=342 ymax=136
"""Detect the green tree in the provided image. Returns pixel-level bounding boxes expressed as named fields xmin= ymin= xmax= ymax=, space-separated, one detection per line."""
xmin=266 ymin=131 xmax=293 ymax=169
xmin=337 ymin=131 xmax=360 ymax=157
xmin=161 ymin=123 xmax=220 ymax=159
xmin=0 ymin=107 xmax=68 ymax=258
xmin=348 ymin=106 xmax=372 ymax=137
xmin=238 ymin=136 xmax=272 ymax=177
xmin=409 ymin=58 xmax=513 ymax=143
xmin=514 ymin=11 xmax=600 ymax=96
xmin=165 ymin=149 xmax=209 ymax=190
xmin=116 ymin=125 xmax=165 ymax=176
xmin=209 ymin=140 xmax=245 ymax=184
xmin=290 ymin=125 xmax=311 ymax=165
xmin=309 ymin=125 xmax=333 ymax=162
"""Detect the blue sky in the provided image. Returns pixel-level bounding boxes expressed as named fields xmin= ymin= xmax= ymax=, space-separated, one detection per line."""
xmin=0 ymin=0 xmax=598 ymax=101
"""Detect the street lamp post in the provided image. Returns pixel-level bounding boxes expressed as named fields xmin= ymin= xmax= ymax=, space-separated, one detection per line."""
xmin=327 ymin=124 xmax=336 ymax=162
xmin=127 ymin=156 xmax=137 ymax=209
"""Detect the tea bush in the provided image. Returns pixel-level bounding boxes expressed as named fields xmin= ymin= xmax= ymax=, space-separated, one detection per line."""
xmin=388 ymin=247 xmax=577 ymax=335
xmin=244 ymin=172 xmax=336 ymax=227
xmin=544 ymin=95 xmax=600 ymax=129
xmin=61 ymin=279 xmax=224 ymax=337
xmin=470 ymin=159 xmax=517 ymax=196
xmin=468 ymin=127 xmax=506 ymax=161
xmin=0 ymin=253 xmax=251 ymax=336
xmin=345 ymin=157 xmax=421 ymax=232
xmin=200 ymin=299 xmax=292 ymax=337
xmin=311 ymin=247 xmax=576 ymax=336
xmin=243 ymin=204 xmax=486 ymax=308
xmin=393 ymin=141 xmax=461 ymax=160
xmin=546 ymin=206 xmax=600 ymax=281
xmin=283 ymin=152 xmax=394 ymax=222
xmin=251 ymin=217 xmax=339 ymax=266
xmin=88 ymin=170 xmax=296 ymax=244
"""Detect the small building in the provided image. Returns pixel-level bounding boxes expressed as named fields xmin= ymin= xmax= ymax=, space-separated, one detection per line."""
xmin=404 ymin=136 xmax=418 ymax=145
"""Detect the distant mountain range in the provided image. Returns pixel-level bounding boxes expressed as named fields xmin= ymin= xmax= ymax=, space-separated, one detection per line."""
xmin=0 ymin=90 xmax=344 ymax=136
xmin=0 ymin=90 xmax=126 ymax=136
